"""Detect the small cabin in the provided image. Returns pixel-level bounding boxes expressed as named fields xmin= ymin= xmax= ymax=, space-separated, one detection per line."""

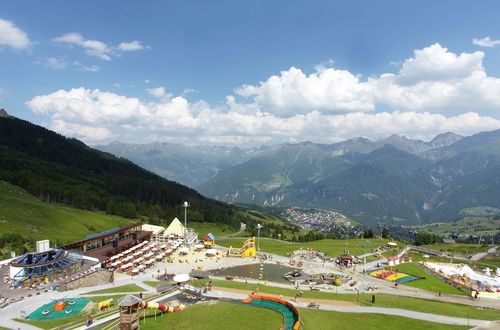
xmin=203 ymin=233 xmax=216 ymax=248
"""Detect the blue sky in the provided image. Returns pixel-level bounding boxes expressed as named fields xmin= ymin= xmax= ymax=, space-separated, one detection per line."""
xmin=2 ymin=1 xmax=500 ymax=146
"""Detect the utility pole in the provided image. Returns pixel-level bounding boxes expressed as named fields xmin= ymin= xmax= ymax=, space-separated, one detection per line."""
xmin=257 ymin=223 xmax=263 ymax=251
xmin=183 ymin=201 xmax=190 ymax=246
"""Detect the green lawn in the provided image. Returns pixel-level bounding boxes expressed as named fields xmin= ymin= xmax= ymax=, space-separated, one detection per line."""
xmin=0 ymin=181 xmax=132 ymax=248
xmin=86 ymin=294 xmax=125 ymax=303
xmin=15 ymin=311 xmax=94 ymax=330
xmin=84 ymin=284 xmax=146 ymax=294
xmin=190 ymin=280 xmax=500 ymax=320
xmin=218 ymin=237 xmax=391 ymax=257
xmin=421 ymin=243 xmax=492 ymax=257
xmin=139 ymin=301 xmax=283 ymax=330
xmin=144 ymin=281 xmax=162 ymax=288
xmin=188 ymin=222 xmax=239 ymax=238
xmin=298 ymin=308 xmax=468 ymax=330
xmin=134 ymin=300 xmax=468 ymax=330
xmin=388 ymin=263 xmax=466 ymax=295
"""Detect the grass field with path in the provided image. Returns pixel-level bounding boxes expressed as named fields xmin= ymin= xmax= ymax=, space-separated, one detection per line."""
xmin=188 ymin=222 xmax=239 ymax=238
xmin=421 ymin=243 xmax=492 ymax=257
xmin=139 ymin=301 xmax=282 ymax=330
xmin=130 ymin=300 xmax=469 ymax=330
xmin=218 ymin=237 xmax=391 ymax=257
xmin=298 ymin=308 xmax=468 ymax=330
xmin=190 ymin=279 xmax=499 ymax=320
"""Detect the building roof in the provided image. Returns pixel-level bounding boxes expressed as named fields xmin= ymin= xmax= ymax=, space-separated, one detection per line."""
xmin=118 ymin=294 xmax=142 ymax=306
xmin=164 ymin=217 xmax=186 ymax=236
xmin=141 ymin=224 xmax=165 ymax=235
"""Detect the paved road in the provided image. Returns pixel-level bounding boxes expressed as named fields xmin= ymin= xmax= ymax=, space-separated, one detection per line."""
xmin=219 ymin=222 xmax=247 ymax=239
xmin=471 ymin=246 xmax=498 ymax=261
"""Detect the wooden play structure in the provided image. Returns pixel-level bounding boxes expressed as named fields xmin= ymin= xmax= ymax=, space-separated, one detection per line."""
xmin=227 ymin=237 xmax=257 ymax=257
xmin=118 ymin=294 xmax=141 ymax=330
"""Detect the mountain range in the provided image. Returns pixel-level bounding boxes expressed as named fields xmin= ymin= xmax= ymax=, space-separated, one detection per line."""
xmin=197 ymin=130 xmax=500 ymax=225
xmin=84 ymin=123 xmax=500 ymax=227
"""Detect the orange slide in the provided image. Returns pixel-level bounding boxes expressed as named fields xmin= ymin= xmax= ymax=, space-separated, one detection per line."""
xmin=138 ymin=301 xmax=184 ymax=312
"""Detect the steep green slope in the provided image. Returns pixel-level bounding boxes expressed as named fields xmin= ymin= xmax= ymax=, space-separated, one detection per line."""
xmin=0 ymin=181 xmax=132 ymax=257
xmin=0 ymin=115 xmax=239 ymax=229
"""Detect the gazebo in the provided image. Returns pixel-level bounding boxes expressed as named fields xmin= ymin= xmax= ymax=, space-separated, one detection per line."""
xmin=118 ymin=294 xmax=141 ymax=330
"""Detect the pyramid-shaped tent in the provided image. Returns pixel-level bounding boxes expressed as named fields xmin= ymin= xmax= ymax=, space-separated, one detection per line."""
xmin=165 ymin=217 xmax=186 ymax=236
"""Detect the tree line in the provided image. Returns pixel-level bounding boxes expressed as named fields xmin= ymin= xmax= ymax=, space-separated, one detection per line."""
xmin=0 ymin=117 xmax=240 ymax=230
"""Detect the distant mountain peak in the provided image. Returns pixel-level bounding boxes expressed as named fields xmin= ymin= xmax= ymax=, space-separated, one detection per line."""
xmin=0 ymin=109 xmax=13 ymax=118
xmin=430 ymin=132 xmax=463 ymax=148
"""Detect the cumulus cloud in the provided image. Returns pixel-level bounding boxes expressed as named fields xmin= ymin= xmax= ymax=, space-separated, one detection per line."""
xmin=26 ymin=87 xmax=500 ymax=145
xmin=235 ymin=66 xmax=374 ymax=116
xmin=0 ymin=18 xmax=31 ymax=50
xmin=235 ymin=43 xmax=500 ymax=114
xmin=53 ymin=33 xmax=148 ymax=60
xmin=473 ymin=36 xmax=500 ymax=47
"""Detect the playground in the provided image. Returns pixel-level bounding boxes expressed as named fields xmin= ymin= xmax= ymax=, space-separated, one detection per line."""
xmin=225 ymin=295 xmax=300 ymax=330
xmin=26 ymin=298 xmax=91 ymax=321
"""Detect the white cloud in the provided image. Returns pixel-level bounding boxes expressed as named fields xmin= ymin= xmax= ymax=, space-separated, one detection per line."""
xmin=24 ymin=43 xmax=500 ymax=146
xmin=45 ymin=57 xmax=66 ymax=70
xmin=53 ymin=33 xmax=149 ymax=60
xmin=473 ymin=36 xmax=500 ymax=47
xmin=50 ymin=118 xmax=114 ymax=143
xmin=235 ymin=66 xmax=374 ymax=116
xmin=0 ymin=88 xmax=6 ymax=100
xmin=394 ymin=43 xmax=484 ymax=84
xmin=118 ymin=40 xmax=147 ymax=51
xmin=26 ymin=87 xmax=500 ymax=145
xmin=54 ymin=33 xmax=112 ymax=60
xmin=82 ymin=64 xmax=100 ymax=72
xmin=235 ymin=43 xmax=500 ymax=114
xmin=0 ymin=18 xmax=31 ymax=50
xmin=146 ymin=87 xmax=167 ymax=98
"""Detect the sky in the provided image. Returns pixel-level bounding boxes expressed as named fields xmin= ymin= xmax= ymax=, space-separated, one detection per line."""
xmin=2 ymin=0 xmax=500 ymax=146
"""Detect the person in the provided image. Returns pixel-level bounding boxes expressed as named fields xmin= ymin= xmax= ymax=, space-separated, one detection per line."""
xmin=371 ymin=294 xmax=375 ymax=304
xmin=438 ymin=291 xmax=441 ymax=297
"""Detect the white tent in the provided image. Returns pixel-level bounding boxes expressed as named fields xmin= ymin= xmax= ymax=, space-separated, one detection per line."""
xmin=173 ymin=273 xmax=190 ymax=283
xmin=164 ymin=218 xmax=186 ymax=237
xmin=206 ymin=249 xmax=217 ymax=256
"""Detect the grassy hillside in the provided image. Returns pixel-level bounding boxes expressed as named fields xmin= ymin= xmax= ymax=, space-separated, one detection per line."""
xmin=0 ymin=181 xmax=132 ymax=257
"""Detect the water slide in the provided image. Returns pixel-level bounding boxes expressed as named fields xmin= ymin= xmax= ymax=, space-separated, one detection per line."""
xmin=226 ymin=295 xmax=300 ymax=330
xmin=139 ymin=301 xmax=184 ymax=312
xmin=227 ymin=237 xmax=257 ymax=257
